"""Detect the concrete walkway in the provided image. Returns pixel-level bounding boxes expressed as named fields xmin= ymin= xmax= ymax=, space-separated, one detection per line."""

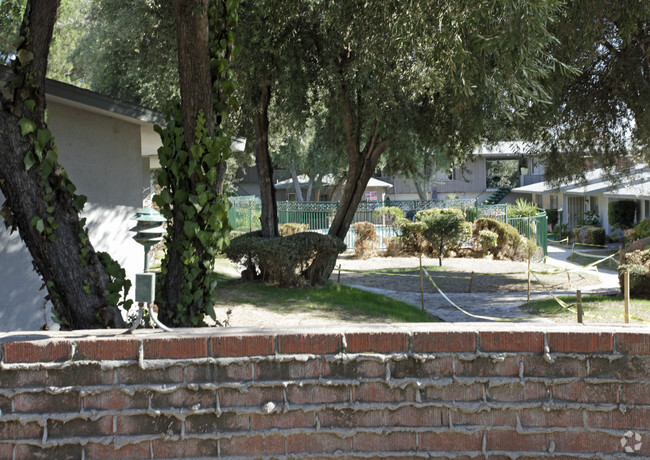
xmin=347 ymin=244 xmax=621 ymax=323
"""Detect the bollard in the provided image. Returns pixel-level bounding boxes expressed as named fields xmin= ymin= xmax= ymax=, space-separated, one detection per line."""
xmin=576 ymin=290 xmax=583 ymax=324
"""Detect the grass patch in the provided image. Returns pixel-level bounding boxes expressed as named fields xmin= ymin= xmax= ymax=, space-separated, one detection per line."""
xmin=524 ymin=294 xmax=650 ymax=324
xmin=568 ymin=247 xmax=619 ymax=270
xmin=218 ymin=280 xmax=438 ymax=323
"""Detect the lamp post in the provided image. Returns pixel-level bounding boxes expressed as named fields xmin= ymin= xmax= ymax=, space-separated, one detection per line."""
xmin=130 ymin=207 xmax=166 ymax=271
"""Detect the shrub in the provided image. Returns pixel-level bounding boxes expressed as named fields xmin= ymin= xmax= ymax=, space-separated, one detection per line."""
xmin=373 ymin=206 xmax=404 ymax=228
xmin=624 ymin=219 xmax=650 ymax=243
xmin=420 ymin=208 xmax=471 ymax=266
xmin=618 ymin=248 xmax=650 ymax=299
xmin=609 ymin=200 xmax=636 ymax=229
xmin=279 ymin=223 xmax=309 ymax=236
xmin=573 ymin=226 xmax=606 ymax=246
xmin=351 ymin=221 xmax=379 ymax=259
xmin=394 ymin=218 xmax=430 ymax=255
xmin=552 ymin=223 xmax=570 ymax=240
xmin=465 ymin=207 xmax=478 ymax=222
xmin=623 ymin=236 xmax=650 ymax=255
xmin=225 ymin=231 xmax=346 ymax=287
xmin=508 ymin=199 xmax=539 ymax=218
xmin=576 ymin=210 xmax=600 ymax=227
xmin=473 ymin=218 xmax=536 ymax=261
xmin=478 ymin=229 xmax=498 ymax=255
xmin=546 ymin=209 xmax=558 ymax=227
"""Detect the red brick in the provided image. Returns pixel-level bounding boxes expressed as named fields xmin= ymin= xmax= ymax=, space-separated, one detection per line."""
xmin=589 ymin=356 xmax=650 ymax=379
xmin=518 ymin=408 xmax=583 ymax=428
xmin=254 ymin=359 xmax=319 ymax=380
xmin=0 ymin=444 xmax=12 ymax=460
xmin=455 ymin=356 xmax=520 ymax=377
xmin=587 ymin=407 xmax=650 ymax=430
xmin=48 ymin=416 xmax=113 ymax=438
xmin=616 ymin=332 xmax=650 ymax=354
xmin=184 ymin=413 xmax=249 ymax=434
xmin=85 ymin=442 xmax=151 ymax=459
xmin=115 ymin=414 xmax=181 ymax=436
xmin=219 ymin=434 xmax=285 ymax=456
xmin=321 ymin=358 xmax=385 ymax=379
xmin=210 ymin=334 xmax=274 ymax=357
xmin=551 ymin=431 xmax=618 ymax=454
xmin=187 ymin=362 xmax=253 ymax=382
xmin=548 ymin=331 xmax=613 ymax=353
xmin=318 ymin=409 xmax=383 ymax=428
xmin=487 ymin=382 xmax=549 ymax=402
xmin=47 ymin=364 xmax=113 ymax=386
xmin=553 ymin=381 xmax=619 ymax=403
xmin=413 ymin=331 xmax=476 ymax=353
xmin=14 ymin=391 xmax=80 ymax=413
xmin=75 ymin=338 xmax=139 ymax=360
xmin=480 ymin=331 xmax=543 ymax=353
xmin=153 ymin=439 xmax=217 ymax=458
xmin=452 ymin=408 xmax=515 ymax=427
xmin=522 ymin=356 xmax=587 ymax=378
xmin=623 ymin=383 xmax=650 ymax=404
xmin=251 ymin=410 xmax=316 ymax=430
xmin=0 ymin=421 xmax=41 ymax=440
xmin=422 ymin=382 xmax=484 ymax=402
xmin=287 ymin=433 xmax=351 ymax=454
xmin=151 ymin=388 xmax=216 ymax=410
xmin=486 ymin=430 xmax=548 ymax=452
xmin=420 ymin=431 xmax=483 ymax=451
xmin=389 ymin=356 xmax=453 ymax=378
xmin=278 ymin=333 xmax=342 ymax=354
xmin=4 ymin=340 xmax=71 ymax=363
xmin=0 ymin=369 xmax=46 ymax=388
xmin=386 ymin=405 xmax=448 ymax=427
xmin=143 ymin=337 xmax=207 ymax=359
xmin=0 ymin=396 xmax=10 ymax=415
xmin=117 ymin=365 xmax=183 ymax=384
xmin=286 ymin=384 xmax=349 ymax=405
xmin=353 ymin=382 xmax=417 ymax=403
xmin=16 ymin=444 xmax=82 ymax=459
xmin=218 ymin=386 xmax=284 ymax=407
xmin=354 ymin=432 xmax=417 ymax=452
xmin=84 ymin=389 xmax=148 ymax=411
xmin=345 ymin=332 xmax=408 ymax=353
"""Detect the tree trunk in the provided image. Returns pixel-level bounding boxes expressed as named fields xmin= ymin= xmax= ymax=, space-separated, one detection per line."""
xmin=253 ymin=73 xmax=279 ymax=237
xmin=159 ymin=0 xmax=214 ymax=324
xmin=305 ymin=176 xmax=314 ymax=202
xmin=0 ymin=0 xmax=125 ymax=329
xmin=289 ymin=166 xmax=304 ymax=201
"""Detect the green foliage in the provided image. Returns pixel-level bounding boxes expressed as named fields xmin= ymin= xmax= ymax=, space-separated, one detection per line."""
xmin=552 ymin=223 xmax=570 ymax=240
xmin=508 ymin=199 xmax=539 ymax=218
xmin=573 ymin=226 xmax=606 ymax=246
xmin=473 ymin=218 xmax=536 ymax=261
xmin=619 ymin=248 xmax=650 ymax=299
xmin=390 ymin=218 xmax=429 ymax=256
xmin=576 ymin=210 xmax=600 ymax=227
xmin=546 ymin=209 xmax=559 ymax=227
xmin=279 ymin=222 xmax=309 ymax=236
xmin=154 ymin=105 xmax=233 ymax=327
xmin=373 ymin=206 xmax=404 ymax=228
xmin=625 ymin=219 xmax=650 ymax=244
xmin=478 ymin=229 xmax=498 ymax=255
xmin=225 ymin=231 xmax=346 ymax=287
xmin=608 ymin=200 xmax=636 ymax=230
xmin=420 ymin=208 xmax=470 ymax=265
xmin=486 ymin=160 xmax=519 ymax=188
xmin=351 ymin=221 xmax=379 ymax=259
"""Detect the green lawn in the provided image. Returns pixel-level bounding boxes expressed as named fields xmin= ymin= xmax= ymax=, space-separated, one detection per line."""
xmin=567 ymin=245 xmax=619 ymax=270
xmin=523 ymin=294 xmax=650 ymax=324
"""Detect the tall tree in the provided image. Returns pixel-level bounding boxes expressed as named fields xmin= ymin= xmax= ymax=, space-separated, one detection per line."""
xmin=304 ymin=0 xmax=564 ymax=275
xmin=0 ymin=0 xmax=128 ymax=328
xmin=523 ymin=0 xmax=650 ymax=184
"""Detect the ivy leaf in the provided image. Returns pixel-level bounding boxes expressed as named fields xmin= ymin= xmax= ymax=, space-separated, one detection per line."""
xmin=16 ymin=49 xmax=34 ymax=65
xmin=24 ymin=99 xmax=36 ymax=112
xmin=183 ymin=221 xmax=198 ymax=237
xmin=30 ymin=216 xmax=45 ymax=234
xmin=36 ymin=129 xmax=51 ymax=147
xmin=18 ymin=118 xmax=37 ymax=136
xmin=23 ymin=151 xmax=37 ymax=171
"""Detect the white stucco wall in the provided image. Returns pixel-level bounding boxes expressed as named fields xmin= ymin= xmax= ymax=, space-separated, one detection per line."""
xmin=0 ymin=100 xmax=147 ymax=331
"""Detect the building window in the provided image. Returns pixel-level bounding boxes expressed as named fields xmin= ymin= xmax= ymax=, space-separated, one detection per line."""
xmin=550 ymin=194 xmax=558 ymax=209
xmin=447 ymin=168 xmax=457 ymax=181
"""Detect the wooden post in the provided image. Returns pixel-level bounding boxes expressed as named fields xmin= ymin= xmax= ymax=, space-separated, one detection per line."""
xmin=624 ymin=270 xmax=630 ymax=324
xmin=576 ymin=290 xmax=583 ymax=324
xmin=595 ymin=264 xmax=600 ymax=282
xmin=420 ymin=255 xmax=425 ymax=311
xmin=467 ymin=271 xmax=474 ymax=293
xmin=567 ymin=271 xmax=572 ymax=289
xmin=527 ymin=253 xmax=531 ymax=302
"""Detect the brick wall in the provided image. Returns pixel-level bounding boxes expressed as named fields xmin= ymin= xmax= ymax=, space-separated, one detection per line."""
xmin=0 ymin=324 xmax=648 ymax=459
